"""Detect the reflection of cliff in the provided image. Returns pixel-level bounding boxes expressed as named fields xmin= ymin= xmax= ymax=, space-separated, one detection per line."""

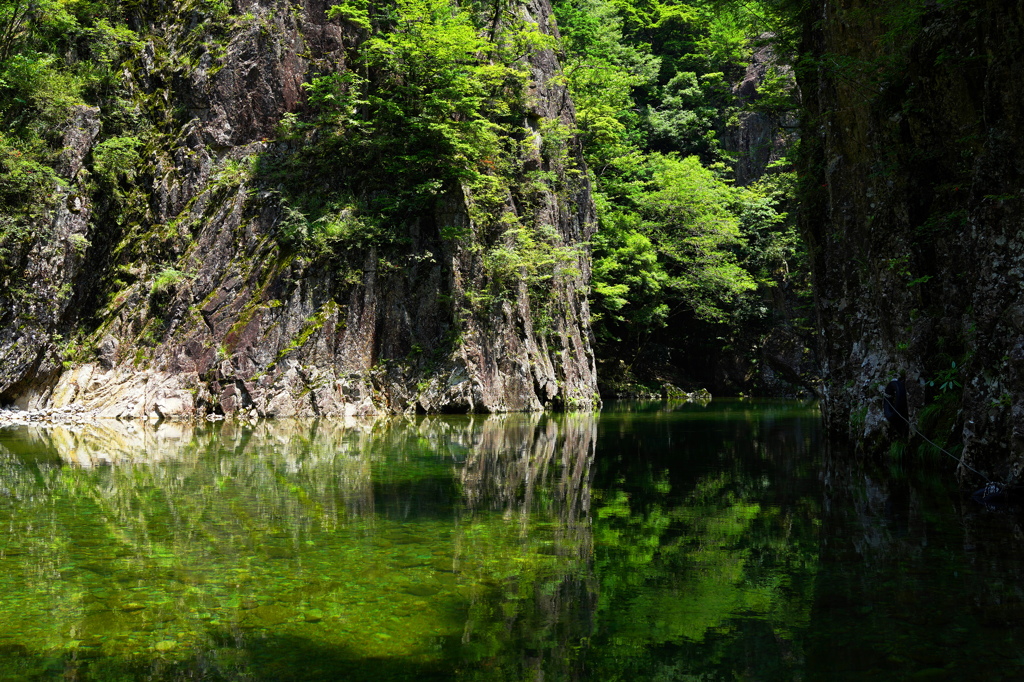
xmin=2 ymin=417 xmax=386 ymax=466
xmin=448 ymin=413 xmax=598 ymax=681
xmin=457 ymin=414 xmax=594 ymax=546
xmin=818 ymin=448 xmax=925 ymax=564
xmin=0 ymin=414 xmax=602 ymax=679
xmin=0 ymin=415 xmax=599 ymax=529
xmin=807 ymin=453 xmax=1024 ymax=680
xmin=0 ymin=419 xmax=387 ymax=528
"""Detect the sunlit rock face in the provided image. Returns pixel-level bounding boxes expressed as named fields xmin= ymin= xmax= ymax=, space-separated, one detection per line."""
xmin=0 ymin=0 xmax=599 ymax=418
xmin=799 ymin=1 xmax=1024 ymax=476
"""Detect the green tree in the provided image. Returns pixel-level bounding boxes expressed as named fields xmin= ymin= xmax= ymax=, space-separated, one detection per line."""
xmin=268 ymin=0 xmax=555 ymax=250
xmin=591 ymin=206 xmax=669 ymax=338
xmin=555 ymin=0 xmax=807 ymax=392
xmin=639 ymin=153 xmax=756 ymax=321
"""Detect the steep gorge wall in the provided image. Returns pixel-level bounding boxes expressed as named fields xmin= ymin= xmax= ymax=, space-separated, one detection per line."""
xmin=0 ymin=0 xmax=599 ymax=417
xmin=800 ymin=0 xmax=1024 ymax=478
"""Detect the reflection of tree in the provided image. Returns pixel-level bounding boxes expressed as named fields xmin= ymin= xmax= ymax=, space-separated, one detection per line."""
xmin=583 ymin=402 xmax=822 ymax=680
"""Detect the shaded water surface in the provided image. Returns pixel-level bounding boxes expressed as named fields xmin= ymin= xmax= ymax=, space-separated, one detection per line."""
xmin=0 ymin=401 xmax=1022 ymax=680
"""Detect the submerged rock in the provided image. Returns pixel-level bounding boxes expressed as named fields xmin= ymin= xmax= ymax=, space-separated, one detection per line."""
xmin=250 ymin=604 xmax=296 ymax=627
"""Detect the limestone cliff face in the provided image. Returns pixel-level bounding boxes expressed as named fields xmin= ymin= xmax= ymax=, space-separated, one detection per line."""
xmin=0 ymin=0 xmax=599 ymax=417
xmin=799 ymin=1 xmax=1024 ymax=478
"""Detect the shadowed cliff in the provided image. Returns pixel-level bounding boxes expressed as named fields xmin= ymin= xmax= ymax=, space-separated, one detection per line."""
xmin=798 ymin=0 xmax=1024 ymax=479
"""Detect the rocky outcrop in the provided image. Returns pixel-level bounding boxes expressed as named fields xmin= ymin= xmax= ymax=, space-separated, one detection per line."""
xmin=0 ymin=105 xmax=100 ymax=403
xmin=723 ymin=39 xmax=798 ymax=187
xmin=0 ymin=0 xmax=599 ymax=417
xmin=799 ymin=1 xmax=1024 ymax=479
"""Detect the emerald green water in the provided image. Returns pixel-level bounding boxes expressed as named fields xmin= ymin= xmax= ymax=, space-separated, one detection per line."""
xmin=0 ymin=401 xmax=1022 ymax=680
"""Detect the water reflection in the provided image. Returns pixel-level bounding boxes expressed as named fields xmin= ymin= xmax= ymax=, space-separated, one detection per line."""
xmin=580 ymin=400 xmax=822 ymax=680
xmin=4 ymin=402 xmax=1023 ymax=680
xmin=808 ymin=449 xmax=1024 ymax=680
xmin=452 ymin=414 xmax=597 ymax=680
xmin=0 ymin=415 xmax=600 ymax=680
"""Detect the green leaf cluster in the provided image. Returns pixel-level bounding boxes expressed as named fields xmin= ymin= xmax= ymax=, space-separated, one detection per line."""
xmin=554 ymin=0 xmax=807 ymax=379
xmin=0 ymin=0 xmax=148 ymax=228
xmin=0 ymin=1 xmax=141 ymax=134
xmin=261 ymin=0 xmax=562 ymax=262
xmin=310 ymin=0 xmax=549 ymax=186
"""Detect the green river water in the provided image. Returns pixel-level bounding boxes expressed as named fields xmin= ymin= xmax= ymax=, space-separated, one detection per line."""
xmin=0 ymin=400 xmax=1022 ymax=680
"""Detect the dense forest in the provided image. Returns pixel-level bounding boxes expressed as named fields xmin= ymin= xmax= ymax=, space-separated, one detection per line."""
xmin=1 ymin=0 xmax=1022 ymax=475
xmin=550 ymin=0 xmax=809 ymax=396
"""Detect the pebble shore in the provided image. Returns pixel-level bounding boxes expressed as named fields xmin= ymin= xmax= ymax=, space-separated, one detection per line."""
xmin=0 ymin=405 xmax=237 ymax=426
xmin=0 ymin=404 xmax=101 ymax=426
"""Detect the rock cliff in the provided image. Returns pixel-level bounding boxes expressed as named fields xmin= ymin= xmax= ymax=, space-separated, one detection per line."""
xmin=0 ymin=0 xmax=599 ymax=417
xmin=799 ymin=0 xmax=1024 ymax=479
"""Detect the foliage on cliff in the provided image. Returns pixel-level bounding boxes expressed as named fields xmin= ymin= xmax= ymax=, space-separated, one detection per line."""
xmin=0 ymin=1 xmax=135 ymax=211
xmin=270 ymin=0 xmax=549 ymax=237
